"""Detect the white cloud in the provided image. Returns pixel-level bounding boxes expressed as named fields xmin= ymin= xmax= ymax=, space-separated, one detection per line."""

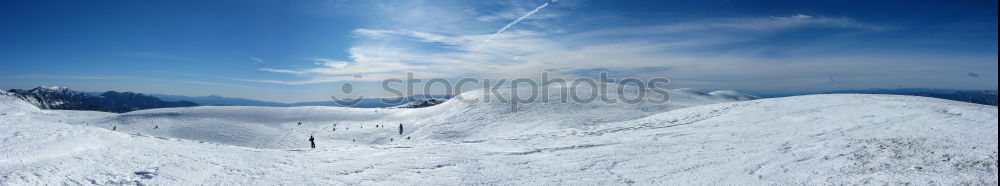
xmin=250 ymin=57 xmax=264 ymax=63
xmin=352 ymin=29 xmax=397 ymax=39
xmin=253 ymin=14 xmax=891 ymax=84
xmin=308 ymin=58 xmax=349 ymax=68
xmin=258 ymin=68 xmax=306 ymax=75
xmin=246 ymin=1 xmax=972 ymax=92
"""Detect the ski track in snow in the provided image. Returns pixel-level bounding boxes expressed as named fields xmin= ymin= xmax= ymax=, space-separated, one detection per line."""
xmin=1 ymin=87 xmax=997 ymax=185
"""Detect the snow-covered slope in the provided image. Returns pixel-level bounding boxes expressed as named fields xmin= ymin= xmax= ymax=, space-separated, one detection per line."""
xmin=29 ymin=85 xmax=753 ymax=149
xmin=0 ymin=90 xmax=42 ymax=114
xmin=1 ymin=88 xmax=996 ymax=185
xmin=91 ymin=105 xmax=404 ymax=149
xmin=396 ymin=85 xmax=756 ymax=141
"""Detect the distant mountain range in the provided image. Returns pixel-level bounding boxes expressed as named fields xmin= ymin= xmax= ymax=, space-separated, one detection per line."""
xmin=147 ymin=94 xmax=288 ymax=107
xmin=4 ymin=86 xmax=198 ymax=113
xmin=822 ymin=88 xmax=998 ymax=106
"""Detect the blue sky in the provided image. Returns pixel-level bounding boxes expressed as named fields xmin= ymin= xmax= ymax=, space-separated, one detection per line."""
xmin=1 ymin=0 xmax=996 ymax=103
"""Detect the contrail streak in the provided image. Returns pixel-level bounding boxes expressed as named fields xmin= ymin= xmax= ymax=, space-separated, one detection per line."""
xmin=477 ymin=0 xmax=553 ymax=49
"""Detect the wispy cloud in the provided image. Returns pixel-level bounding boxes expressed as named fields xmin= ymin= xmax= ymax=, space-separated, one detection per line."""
xmin=258 ymin=68 xmax=307 ymax=75
xmin=254 ymin=56 xmax=426 ymax=77
xmin=478 ymin=0 xmax=556 ymax=49
xmin=245 ymin=1 xmax=974 ymax=93
xmin=250 ymin=57 xmax=264 ymax=63
xmin=308 ymin=58 xmax=349 ymax=68
xmin=249 ymin=13 xmax=895 ymax=88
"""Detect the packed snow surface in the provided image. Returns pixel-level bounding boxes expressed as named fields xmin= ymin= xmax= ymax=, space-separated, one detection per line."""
xmin=1 ymin=87 xmax=996 ymax=185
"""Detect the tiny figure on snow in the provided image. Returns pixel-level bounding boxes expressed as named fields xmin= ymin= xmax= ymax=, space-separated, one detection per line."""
xmin=309 ymin=135 xmax=316 ymax=149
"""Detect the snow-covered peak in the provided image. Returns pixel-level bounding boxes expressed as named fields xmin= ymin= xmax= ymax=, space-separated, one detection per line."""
xmin=39 ymin=86 xmax=67 ymax=91
xmin=29 ymin=86 xmax=79 ymax=95
xmin=709 ymin=90 xmax=762 ymax=101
